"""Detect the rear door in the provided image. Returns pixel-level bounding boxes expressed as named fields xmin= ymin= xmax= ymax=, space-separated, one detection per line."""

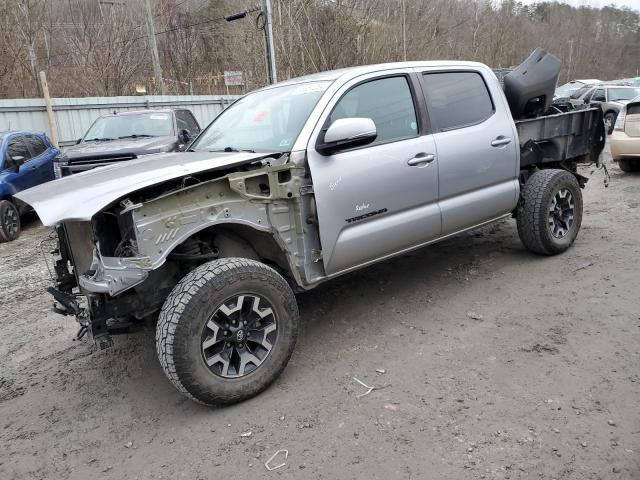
xmin=306 ymin=71 xmax=441 ymax=275
xmin=418 ymin=68 xmax=519 ymax=234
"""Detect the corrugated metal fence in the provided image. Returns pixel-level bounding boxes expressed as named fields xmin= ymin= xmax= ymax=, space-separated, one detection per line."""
xmin=0 ymin=95 xmax=240 ymax=146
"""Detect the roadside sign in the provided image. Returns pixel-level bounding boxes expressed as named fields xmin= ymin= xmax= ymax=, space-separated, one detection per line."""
xmin=224 ymin=71 xmax=244 ymax=86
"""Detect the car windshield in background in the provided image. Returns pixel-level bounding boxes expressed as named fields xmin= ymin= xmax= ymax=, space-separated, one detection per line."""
xmin=190 ymin=81 xmax=330 ymax=153
xmin=608 ymin=87 xmax=640 ymax=102
xmin=84 ymin=112 xmax=174 ymax=141
xmin=569 ymin=86 xmax=592 ymax=99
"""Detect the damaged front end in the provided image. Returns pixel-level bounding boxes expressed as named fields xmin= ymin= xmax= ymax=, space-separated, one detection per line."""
xmin=46 ymin=223 xmax=108 ymax=348
xmin=42 ymin=153 xmax=323 ymax=349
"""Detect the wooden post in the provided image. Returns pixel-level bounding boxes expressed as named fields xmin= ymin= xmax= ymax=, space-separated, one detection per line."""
xmin=39 ymin=71 xmax=59 ymax=147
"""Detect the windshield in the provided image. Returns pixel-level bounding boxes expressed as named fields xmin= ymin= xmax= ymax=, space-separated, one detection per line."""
xmin=190 ymin=81 xmax=330 ymax=153
xmin=608 ymin=87 xmax=640 ymax=102
xmin=84 ymin=112 xmax=174 ymax=141
xmin=568 ymin=86 xmax=592 ymax=99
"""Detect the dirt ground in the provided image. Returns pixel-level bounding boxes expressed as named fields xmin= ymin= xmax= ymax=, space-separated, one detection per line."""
xmin=1 ymin=147 xmax=638 ymax=480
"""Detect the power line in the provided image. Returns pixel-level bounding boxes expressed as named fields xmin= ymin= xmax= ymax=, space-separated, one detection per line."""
xmin=45 ymin=15 xmax=226 ymax=61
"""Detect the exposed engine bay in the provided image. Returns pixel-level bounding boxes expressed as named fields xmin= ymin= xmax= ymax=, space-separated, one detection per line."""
xmin=48 ymin=153 xmax=324 ymax=345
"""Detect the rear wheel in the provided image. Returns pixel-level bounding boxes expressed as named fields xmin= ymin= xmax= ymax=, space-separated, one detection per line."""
xmin=517 ymin=169 xmax=583 ymax=255
xmin=618 ymin=159 xmax=631 ymax=172
xmin=0 ymin=200 xmax=21 ymax=242
xmin=618 ymin=159 xmax=635 ymax=173
xmin=156 ymin=258 xmax=298 ymax=406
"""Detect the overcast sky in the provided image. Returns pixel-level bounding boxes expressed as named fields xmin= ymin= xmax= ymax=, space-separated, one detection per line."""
xmin=520 ymin=0 xmax=640 ymax=11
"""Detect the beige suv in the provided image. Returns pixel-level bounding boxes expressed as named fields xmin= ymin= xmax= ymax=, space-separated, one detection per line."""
xmin=611 ymin=98 xmax=640 ymax=172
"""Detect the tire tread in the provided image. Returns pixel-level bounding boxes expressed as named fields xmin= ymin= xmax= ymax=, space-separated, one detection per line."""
xmin=156 ymin=258 xmax=297 ymax=405
xmin=516 ymin=169 xmax=582 ymax=256
xmin=0 ymin=200 xmax=20 ymax=243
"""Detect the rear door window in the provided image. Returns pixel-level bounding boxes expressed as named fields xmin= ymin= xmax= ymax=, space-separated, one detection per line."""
xmin=422 ymin=71 xmax=494 ymax=131
xmin=328 ymin=76 xmax=418 ymax=144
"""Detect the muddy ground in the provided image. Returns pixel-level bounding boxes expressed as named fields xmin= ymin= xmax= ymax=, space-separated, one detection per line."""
xmin=0 ymin=148 xmax=638 ymax=480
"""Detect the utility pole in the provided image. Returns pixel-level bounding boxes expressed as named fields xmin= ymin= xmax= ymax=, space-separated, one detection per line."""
xmin=401 ymin=0 xmax=406 ymax=62
xmin=39 ymin=71 xmax=59 ymax=147
xmin=263 ymin=0 xmax=278 ymax=84
xmin=225 ymin=1 xmax=278 ymax=85
xmin=27 ymin=44 xmax=42 ymax=95
xmin=144 ymin=0 xmax=166 ymax=95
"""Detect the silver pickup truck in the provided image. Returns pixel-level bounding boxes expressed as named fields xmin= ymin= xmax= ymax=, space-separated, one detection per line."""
xmin=17 ymin=49 xmax=604 ymax=406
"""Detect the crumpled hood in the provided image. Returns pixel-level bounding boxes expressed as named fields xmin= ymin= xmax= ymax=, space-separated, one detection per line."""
xmin=62 ymin=136 xmax=177 ymax=159
xmin=16 ymin=150 xmax=276 ymax=226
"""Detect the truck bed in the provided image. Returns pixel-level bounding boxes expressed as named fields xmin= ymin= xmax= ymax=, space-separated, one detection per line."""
xmin=516 ymin=106 xmax=605 ymax=169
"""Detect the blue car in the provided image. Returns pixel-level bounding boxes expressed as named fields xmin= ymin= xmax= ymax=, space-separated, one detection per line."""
xmin=0 ymin=131 xmax=59 ymax=241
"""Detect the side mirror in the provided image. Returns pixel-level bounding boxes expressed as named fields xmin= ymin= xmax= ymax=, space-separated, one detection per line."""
xmin=316 ymin=118 xmax=377 ymax=155
xmin=11 ymin=155 xmax=24 ymax=166
xmin=584 ymin=98 xmax=590 ymax=104
xmin=6 ymin=155 xmax=23 ymax=172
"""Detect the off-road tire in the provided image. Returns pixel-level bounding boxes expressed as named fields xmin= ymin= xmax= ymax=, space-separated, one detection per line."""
xmin=604 ymin=112 xmax=616 ymax=135
xmin=156 ymin=258 xmax=298 ymax=406
xmin=618 ymin=159 xmax=633 ymax=173
xmin=517 ymin=169 xmax=583 ymax=255
xmin=0 ymin=200 xmax=20 ymax=242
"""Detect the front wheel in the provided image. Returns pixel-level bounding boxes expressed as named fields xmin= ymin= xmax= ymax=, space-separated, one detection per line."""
xmin=0 ymin=200 xmax=21 ymax=242
xmin=156 ymin=258 xmax=298 ymax=406
xmin=517 ymin=169 xmax=583 ymax=255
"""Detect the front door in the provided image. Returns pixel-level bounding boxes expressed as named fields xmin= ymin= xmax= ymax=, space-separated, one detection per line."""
xmin=5 ymin=136 xmax=34 ymax=192
xmin=307 ymin=72 xmax=441 ymax=276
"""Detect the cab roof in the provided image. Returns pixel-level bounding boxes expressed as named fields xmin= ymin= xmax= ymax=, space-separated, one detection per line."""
xmin=261 ymin=60 xmax=489 ymax=90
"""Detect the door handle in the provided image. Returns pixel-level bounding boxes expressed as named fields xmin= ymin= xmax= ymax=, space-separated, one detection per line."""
xmin=407 ymin=153 xmax=435 ymax=166
xmin=491 ymin=136 xmax=512 ymax=147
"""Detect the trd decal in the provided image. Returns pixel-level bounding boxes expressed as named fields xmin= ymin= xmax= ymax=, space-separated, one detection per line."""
xmin=345 ymin=208 xmax=387 ymax=224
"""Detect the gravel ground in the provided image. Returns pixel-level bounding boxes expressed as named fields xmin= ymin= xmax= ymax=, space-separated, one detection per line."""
xmin=0 ymin=151 xmax=639 ymax=480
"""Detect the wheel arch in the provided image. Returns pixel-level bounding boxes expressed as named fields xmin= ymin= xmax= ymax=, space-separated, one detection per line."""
xmin=604 ymin=109 xmax=618 ymax=117
xmin=166 ymin=222 xmax=295 ymax=283
xmin=0 ymin=182 xmax=16 ymax=201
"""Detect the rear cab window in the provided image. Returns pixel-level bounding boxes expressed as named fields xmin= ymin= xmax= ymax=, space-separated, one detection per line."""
xmin=421 ymin=71 xmax=494 ymax=131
